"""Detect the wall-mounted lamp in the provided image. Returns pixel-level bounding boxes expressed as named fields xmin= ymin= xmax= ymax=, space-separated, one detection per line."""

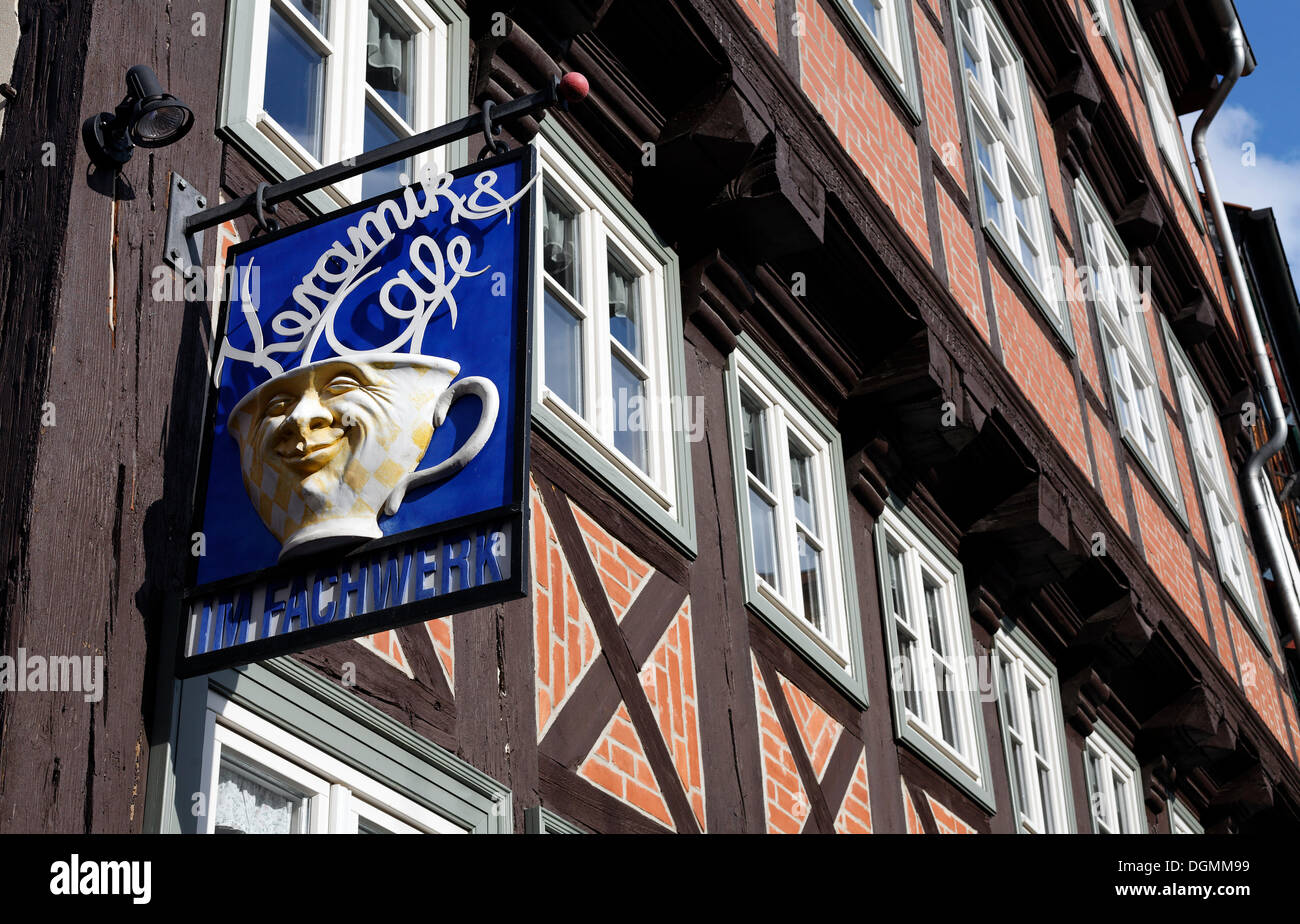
xmin=82 ymin=65 xmax=194 ymax=169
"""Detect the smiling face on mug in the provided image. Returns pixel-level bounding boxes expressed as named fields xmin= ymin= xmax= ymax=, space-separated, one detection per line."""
xmin=253 ymin=360 xmax=413 ymax=505
xmin=228 ymin=355 xmax=460 ymax=556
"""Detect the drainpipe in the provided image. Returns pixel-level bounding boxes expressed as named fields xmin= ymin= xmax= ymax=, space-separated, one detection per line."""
xmin=1191 ymin=5 xmax=1300 ymax=649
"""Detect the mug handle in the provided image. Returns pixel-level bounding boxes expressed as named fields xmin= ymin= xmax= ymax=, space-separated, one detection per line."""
xmin=382 ymin=376 xmax=500 ymax=516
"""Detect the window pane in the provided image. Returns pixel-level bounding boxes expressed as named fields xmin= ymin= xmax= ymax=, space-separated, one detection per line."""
xmin=998 ymin=659 xmax=1030 ymax=815
xmin=887 ymin=548 xmax=921 ymax=717
xmin=885 ymin=547 xmax=909 ymax=623
xmin=900 ymin=640 xmax=922 ymax=717
xmin=1113 ymin=773 xmax=1132 ymax=832
xmin=957 ymin=0 xmax=975 ymax=33
xmin=1009 ymin=738 xmax=1028 ymax=818
xmin=367 ymin=2 xmax=413 ymax=124
xmin=285 ymin=0 xmax=327 ymax=30
xmin=925 ymin=579 xmax=961 ymax=751
xmin=1012 ymin=183 xmax=1031 ymax=229
xmin=748 ymin=488 xmax=780 ymax=591
xmin=789 ymin=443 xmax=818 ymax=532
xmin=214 ymin=758 xmax=305 ymax=834
xmin=1085 ymin=750 xmax=1105 ymax=831
xmin=996 ymin=85 xmax=1017 ymax=140
xmin=1019 ymin=232 xmax=1038 ymax=283
xmin=608 ymin=253 xmax=642 ymax=359
xmin=544 ymin=290 xmax=583 ymax=413
xmin=264 ymin=6 xmax=326 ymax=160
xmin=923 ymin=579 xmax=948 ymax=658
xmin=935 ymin=661 xmax=961 ymax=751
xmin=980 ymin=177 xmax=1002 ymax=230
xmin=1038 ymin=762 xmax=1057 ymax=833
xmin=611 ymin=353 xmax=648 ymax=471
xmin=1027 ymin=684 xmax=1047 ymax=753
xmin=796 ymin=530 xmax=824 ymax=633
xmin=975 ymin=131 xmax=995 ymax=176
xmin=740 ymin=395 xmax=770 ymax=486
xmin=361 ymin=104 xmax=408 ymax=198
xmin=543 ymin=193 xmax=580 ymax=298
xmin=852 ymin=0 xmax=881 ymax=35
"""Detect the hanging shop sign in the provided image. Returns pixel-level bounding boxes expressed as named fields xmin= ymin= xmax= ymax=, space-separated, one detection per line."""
xmin=178 ymin=147 xmax=536 ymax=677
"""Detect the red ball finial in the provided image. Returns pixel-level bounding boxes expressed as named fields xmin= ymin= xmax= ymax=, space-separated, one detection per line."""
xmin=558 ymin=72 xmax=589 ymax=103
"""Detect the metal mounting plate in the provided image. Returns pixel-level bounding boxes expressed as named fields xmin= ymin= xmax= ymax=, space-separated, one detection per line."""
xmin=164 ymin=172 xmax=207 ymax=281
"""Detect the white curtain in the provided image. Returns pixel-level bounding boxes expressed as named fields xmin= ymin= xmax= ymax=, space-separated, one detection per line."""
xmin=367 ymin=8 xmax=405 ymax=92
xmin=214 ymin=762 xmax=299 ymax=834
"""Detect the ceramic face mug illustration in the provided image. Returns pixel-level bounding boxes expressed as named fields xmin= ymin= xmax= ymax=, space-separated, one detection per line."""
xmin=226 ymin=352 xmax=499 ymax=560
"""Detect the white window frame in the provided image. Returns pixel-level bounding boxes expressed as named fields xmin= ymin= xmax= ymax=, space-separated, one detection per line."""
xmin=1165 ymin=330 xmax=1264 ymax=633
xmin=1086 ymin=0 xmax=1125 ymax=67
xmin=1169 ymin=798 xmax=1204 ymax=834
xmin=1124 ymin=0 xmax=1197 ymax=207
xmin=201 ymin=693 xmax=465 ymax=834
xmin=725 ymin=334 xmax=868 ymax=706
xmin=1256 ymin=467 xmax=1300 ymax=612
xmin=1076 ymin=177 xmax=1182 ymax=507
xmin=535 ymin=137 xmax=676 ymax=507
xmin=830 ymin=0 xmax=918 ymax=113
xmin=529 ymin=125 xmax=697 ymax=555
xmin=1083 ymin=722 xmax=1146 ymax=833
xmin=219 ymin=0 xmax=468 ymax=214
xmin=876 ymin=502 xmax=996 ymax=809
xmin=150 ymin=659 xmax=513 ymax=834
xmin=734 ymin=351 xmax=851 ymax=659
xmin=953 ymin=0 xmax=1067 ymax=340
xmin=993 ymin=627 xmax=1076 ymax=833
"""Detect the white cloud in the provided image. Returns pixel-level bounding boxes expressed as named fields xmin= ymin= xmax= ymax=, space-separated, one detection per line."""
xmin=1181 ymin=105 xmax=1300 ymax=269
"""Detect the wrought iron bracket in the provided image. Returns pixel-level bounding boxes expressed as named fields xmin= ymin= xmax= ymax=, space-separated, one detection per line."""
xmin=163 ymin=172 xmax=207 ymax=281
xmin=177 ymin=73 xmax=586 ymax=244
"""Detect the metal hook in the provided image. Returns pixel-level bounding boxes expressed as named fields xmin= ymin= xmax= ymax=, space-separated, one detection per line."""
xmin=253 ymin=181 xmax=281 ymax=234
xmin=477 ymin=99 xmax=510 ymax=161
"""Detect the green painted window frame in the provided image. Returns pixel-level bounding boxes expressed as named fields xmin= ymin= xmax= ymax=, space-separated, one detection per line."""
xmin=723 ymin=333 xmax=869 ymax=708
xmin=147 ymin=657 xmax=511 ymax=834
xmin=1169 ymin=797 xmax=1204 ymax=834
xmin=952 ymin=0 xmax=1073 ymax=353
xmin=530 ymin=121 xmax=698 ymax=557
xmin=1082 ymin=720 xmax=1147 ymax=833
xmin=992 ymin=621 xmax=1077 ymax=833
xmin=827 ymin=0 xmax=923 ymax=124
xmin=218 ymin=0 xmax=470 ymax=215
xmin=875 ymin=498 xmax=997 ymax=811
xmin=525 ymin=805 xmax=587 ymax=833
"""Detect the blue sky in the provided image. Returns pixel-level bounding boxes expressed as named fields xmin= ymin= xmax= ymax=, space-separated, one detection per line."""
xmin=1180 ymin=0 xmax=1300 ymax=264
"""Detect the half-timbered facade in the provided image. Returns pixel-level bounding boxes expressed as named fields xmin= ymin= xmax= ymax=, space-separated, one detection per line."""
xmin=1 ymin=0 xmax=1299 ymax=834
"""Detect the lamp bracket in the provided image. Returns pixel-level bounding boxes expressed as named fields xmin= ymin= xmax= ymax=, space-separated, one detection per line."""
xmin=164 ymin=172 xmax=208 ymax=282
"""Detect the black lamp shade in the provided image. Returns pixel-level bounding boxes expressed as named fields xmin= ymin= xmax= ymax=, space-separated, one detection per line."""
xmin=132 ymin=97 xmax=194 ymax=147
xmin=82 ymin=64 xmax=194 ymax=168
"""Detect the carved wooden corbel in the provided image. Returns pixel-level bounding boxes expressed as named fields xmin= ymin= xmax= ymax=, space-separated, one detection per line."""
xmin=849 ymin=448 xmax=890 ymax=518
xmin=1060 ymin=666 xmax=1112 ymax=736
xmin=1114 ymin=188 xmax=1165 ymax=253
xmin=1047 ymin=56 xmax=1102 ymax=177
xmin=680 ymin=249 xmax=752 ymax=356
xmin=1169 ymin=285 xmax=1217 ymax=345
xmin=1207 ymin=762 xmax=1275 ymax=827
xmin=1142 ymin=753 xmax=1176 ymax=815
xmin=1139 ymin=685 xmax=1237 ymax=769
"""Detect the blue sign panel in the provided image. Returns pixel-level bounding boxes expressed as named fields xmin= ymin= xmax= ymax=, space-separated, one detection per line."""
xmin=179 ymin=148 xmax=535 ymax=677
